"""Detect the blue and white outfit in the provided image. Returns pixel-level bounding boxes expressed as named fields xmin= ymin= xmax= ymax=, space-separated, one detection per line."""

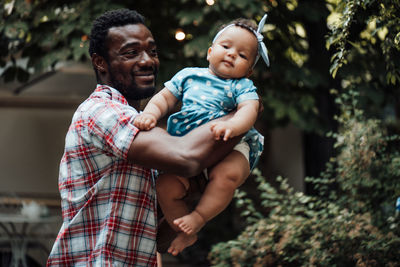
xmin=165 ymin=67 xmax=264 ymax=170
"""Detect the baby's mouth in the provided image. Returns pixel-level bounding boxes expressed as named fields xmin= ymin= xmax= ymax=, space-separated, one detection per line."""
xmin=222 ymin=60 xmax=234 ymax=67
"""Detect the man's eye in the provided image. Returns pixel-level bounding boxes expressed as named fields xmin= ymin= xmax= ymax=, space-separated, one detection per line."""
xmin=124 ymin=50 xmax=138 ymax=56
xmin=149 ymin=49 xmax=158 ymax=57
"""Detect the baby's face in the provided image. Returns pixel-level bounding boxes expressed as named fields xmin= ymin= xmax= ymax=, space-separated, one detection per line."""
xmin=207 ymin=26 xmax=258 ymax=79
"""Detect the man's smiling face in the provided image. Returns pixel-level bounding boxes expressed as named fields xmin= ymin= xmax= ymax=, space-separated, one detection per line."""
xmin=106 ymin=23 xmax=160 ymax=100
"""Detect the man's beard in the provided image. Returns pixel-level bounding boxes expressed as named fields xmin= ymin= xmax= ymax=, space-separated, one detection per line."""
xmin=108 ymin=68 xmax=157 ymax=101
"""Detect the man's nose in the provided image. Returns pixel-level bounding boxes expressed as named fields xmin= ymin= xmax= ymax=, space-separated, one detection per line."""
xmin=138 ymin=51 xmax=153 ymax=66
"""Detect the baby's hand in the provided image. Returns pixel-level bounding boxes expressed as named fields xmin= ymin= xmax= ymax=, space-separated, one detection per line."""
xmin=210 ymin=121 xmax=237 ymax=141
xmin=134 ymin=113 xmax=157 ymax=131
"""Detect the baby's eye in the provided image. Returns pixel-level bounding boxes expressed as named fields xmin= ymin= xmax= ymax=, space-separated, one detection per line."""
xmin=239 ymin=54 xmax=248 ymax=60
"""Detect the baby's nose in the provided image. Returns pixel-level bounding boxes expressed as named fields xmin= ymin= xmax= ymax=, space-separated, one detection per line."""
xmin=227 ymin=50 xmax=237 ymax=58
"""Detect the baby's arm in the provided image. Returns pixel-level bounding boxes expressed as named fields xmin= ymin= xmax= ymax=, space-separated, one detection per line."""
xmin=134 ymin=88 xmax=178 ymax=130
xmin=211 ymin=99 xmax=259 ymax=141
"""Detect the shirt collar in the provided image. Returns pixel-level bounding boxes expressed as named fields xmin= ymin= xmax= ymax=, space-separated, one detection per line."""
xmin=94 ymin=84 xmax=129 ymax=106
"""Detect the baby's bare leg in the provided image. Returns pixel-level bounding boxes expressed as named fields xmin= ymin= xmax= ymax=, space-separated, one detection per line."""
xmin=157 ymin=174 xmax=199 ymax=255
xmin=156 ymin=174 xmax=190 ymax=232
xmin=174 ymin=150 xmax=250 ymax=235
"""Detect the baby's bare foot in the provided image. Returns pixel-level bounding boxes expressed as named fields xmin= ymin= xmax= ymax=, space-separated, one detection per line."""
xmin=167 ymin=232 xmax=197 ymax=256
xmin=173 ymin=210 xmax=205 ymax=235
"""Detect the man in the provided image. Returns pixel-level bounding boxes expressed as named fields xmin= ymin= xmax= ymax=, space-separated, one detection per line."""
xmin=47 ymin=9 xmax=239 ymax=266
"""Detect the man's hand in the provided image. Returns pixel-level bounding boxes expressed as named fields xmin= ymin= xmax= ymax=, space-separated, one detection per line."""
xmin=134 ymin=113 xmax=157 ymax=131
xmin=210 ymin=121 xmax=237 ymax=141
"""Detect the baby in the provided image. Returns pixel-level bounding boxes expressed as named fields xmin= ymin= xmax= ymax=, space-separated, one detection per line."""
xmin=134 ymin=14 xmax=270 ymax=256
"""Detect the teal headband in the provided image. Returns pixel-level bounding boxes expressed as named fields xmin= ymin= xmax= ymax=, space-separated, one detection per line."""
xmin=212 ymin=14 xmax=270 ymax=67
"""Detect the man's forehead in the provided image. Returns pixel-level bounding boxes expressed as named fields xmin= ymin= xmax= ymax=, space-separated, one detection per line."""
xmin=107 ymin=23 xmax=155 ymax=42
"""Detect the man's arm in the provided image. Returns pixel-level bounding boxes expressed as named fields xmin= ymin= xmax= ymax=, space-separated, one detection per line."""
xmin=127 ymin=115 xmax=241 ymax=177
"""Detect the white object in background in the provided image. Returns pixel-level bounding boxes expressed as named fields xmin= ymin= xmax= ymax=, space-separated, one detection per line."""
xmin=20 ymin=201 xmax=49 ymax=219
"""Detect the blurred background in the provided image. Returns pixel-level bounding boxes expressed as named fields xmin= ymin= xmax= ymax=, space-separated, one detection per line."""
xmin=1 ymin=0 xmax=399 ymax=266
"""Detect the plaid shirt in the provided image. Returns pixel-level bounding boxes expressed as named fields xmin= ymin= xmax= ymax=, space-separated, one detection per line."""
xmin=47 ymin=85 xmax=157 ymax=266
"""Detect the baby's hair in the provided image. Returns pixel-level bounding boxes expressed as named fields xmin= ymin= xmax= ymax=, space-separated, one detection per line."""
xmin=218 ymin=18 xmax=258 ymax=37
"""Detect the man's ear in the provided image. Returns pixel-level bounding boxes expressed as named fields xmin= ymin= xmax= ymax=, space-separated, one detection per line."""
xmin=91 ymin=53 xmax=107 ymax=74
xmin=206 ymin=47 xmax=212 ymax=61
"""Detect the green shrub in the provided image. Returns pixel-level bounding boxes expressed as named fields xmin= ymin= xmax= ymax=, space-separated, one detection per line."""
xmin=325 ymin=90 xmax=400 ymax=228
xmin=209 ymin=173 xmax=400 ymax=267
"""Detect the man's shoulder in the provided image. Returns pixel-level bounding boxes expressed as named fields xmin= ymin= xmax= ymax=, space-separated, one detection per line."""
xmin=71 ymin=91 xmax=137 ymax=129
xmin=79 ymin=85 xmax=134 ymax=113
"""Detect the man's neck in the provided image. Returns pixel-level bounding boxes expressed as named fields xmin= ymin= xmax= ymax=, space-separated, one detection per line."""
xmin=98 ymin=81 xmax=141 ymax=110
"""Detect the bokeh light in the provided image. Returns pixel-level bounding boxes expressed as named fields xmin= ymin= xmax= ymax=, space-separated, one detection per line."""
xmin=206 ymin=0 xmax=215 ymax=6
xmin=175 ymin=29 xmax=186 ymax=41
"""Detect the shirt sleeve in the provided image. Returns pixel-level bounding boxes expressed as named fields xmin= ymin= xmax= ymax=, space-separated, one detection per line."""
xmin=234 ymin=78 xmax=259 ymax=104
xmin=86 ymin=99 xmax=139 ymax=160
xmin=164 ymin=68 xmax=189 ymax=101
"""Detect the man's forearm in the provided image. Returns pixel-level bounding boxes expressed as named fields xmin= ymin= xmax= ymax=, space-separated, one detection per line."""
xmin=128 ymin=114 xmax=240 ymax=177
xmin=181 ymin=120 xmax=241 ymax=173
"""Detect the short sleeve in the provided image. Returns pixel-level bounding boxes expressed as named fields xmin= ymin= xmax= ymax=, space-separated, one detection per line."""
xmin=86 ymin=100 xmax=139 ymax=159
xmin=164 ymin=68 xmax=190 ymax=101
xmin=233 ymin=78 xmax=259 ymax=104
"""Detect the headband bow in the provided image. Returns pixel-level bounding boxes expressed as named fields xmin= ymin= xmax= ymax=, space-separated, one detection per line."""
xmin=212 ymin=13 xmax=270 ymax=67
xmin=255 ymin=14 xmax=270 ymax=67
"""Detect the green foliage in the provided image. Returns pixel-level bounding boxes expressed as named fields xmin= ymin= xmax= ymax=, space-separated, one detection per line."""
xmin=210 ymin=174 xmax=400 ymax=266
xmin=327 ymin=0 xmax=400 ymax=118
xmin=328 ymin=0 xmax=400 ymax=82
xmin=0 ymin=0 xmax=120 ymax=82
xmin=209 ymin=173 xmax=400 ymax=266
xmin=209 ymin=90 xmax=400 ymax=266
xmin=315 ymin=89 xmax=400 ymax=233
